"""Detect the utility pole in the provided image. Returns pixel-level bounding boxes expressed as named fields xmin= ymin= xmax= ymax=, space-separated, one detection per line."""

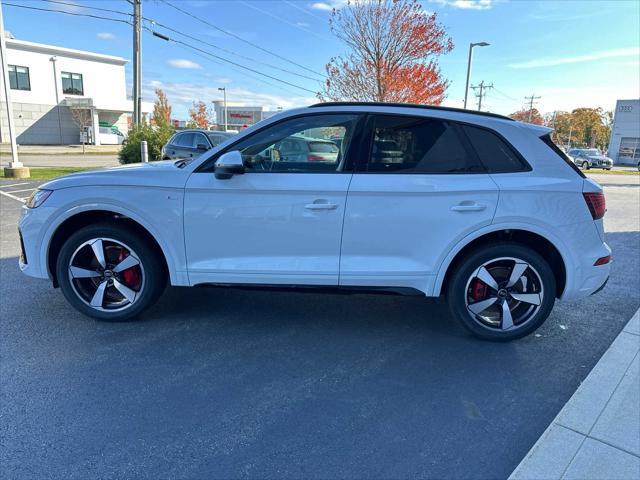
xmin=471 ymin=81 xmax=493 ymax=111
xmin=524 ymin=94 xmax=541 ymax=122
xmin=0 ymin=0 xmax=28 ymax=178
xmin=132 ymin=0 xmax=142 ymax=126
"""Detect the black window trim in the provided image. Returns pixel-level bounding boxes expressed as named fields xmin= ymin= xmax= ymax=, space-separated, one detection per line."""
xmin=61 ymin=71 xmax=84 ymax=96
xmin=8 ymin=64 xmax=31 ymax=91
xmin=541 ymin=134 xmax=585 ymax=178
xmin=195 ymin=111 xmax=368 ymax=174
xmin=355 ymin=112 xmax=529 ymax=175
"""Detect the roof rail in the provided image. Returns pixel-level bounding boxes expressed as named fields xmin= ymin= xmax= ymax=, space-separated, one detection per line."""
xmin=308 ymin=102 xmax=515 ymax=121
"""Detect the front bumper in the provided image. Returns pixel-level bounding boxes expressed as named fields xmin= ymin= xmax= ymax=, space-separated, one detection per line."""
xmin=18 ymin=204 xmax=57 ymax=280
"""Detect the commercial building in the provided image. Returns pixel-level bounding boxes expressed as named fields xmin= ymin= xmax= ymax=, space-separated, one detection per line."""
xmin=0 ymin=35 xmax=150 ymax=145
xmin=607 ymin=99 xmax=640 ymax=166
xmin=211 ymin=100 xmax=279 ymax=131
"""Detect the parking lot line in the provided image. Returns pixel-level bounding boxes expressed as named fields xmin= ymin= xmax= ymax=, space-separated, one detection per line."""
xmin=0 ymin=190 xmax=26 ymax=203
xmin=5 ymin=188 xmax=36 ymax=194
xmin=0 ymin=182 xmax=34 ymax=188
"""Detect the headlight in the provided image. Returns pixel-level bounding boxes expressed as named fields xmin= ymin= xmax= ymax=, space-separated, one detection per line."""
xmin=25 ymin=189 xmax=52 ymax=209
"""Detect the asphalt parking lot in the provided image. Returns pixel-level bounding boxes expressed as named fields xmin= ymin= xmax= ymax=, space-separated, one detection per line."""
xmin=1 ymin=175 xmax=638 ymax=479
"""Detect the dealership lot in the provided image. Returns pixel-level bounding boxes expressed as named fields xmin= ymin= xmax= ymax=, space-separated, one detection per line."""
xmin=1 ymin=176 xmax=638 ymax=479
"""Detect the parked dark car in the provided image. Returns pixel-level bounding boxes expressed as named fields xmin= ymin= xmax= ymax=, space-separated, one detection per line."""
xmin=161 ymin=130 xmax=234 ymax=160
xmin=567 ymin=148 xmax=613 ymax=170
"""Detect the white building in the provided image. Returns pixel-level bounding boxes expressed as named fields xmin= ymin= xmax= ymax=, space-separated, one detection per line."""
xmin=607 ymin=99 xmax=640 ymax=166
xmin=211 ymin=100 xmax=280 ymax=130
xmin=0 ymin=36 xmax=150 ymax=145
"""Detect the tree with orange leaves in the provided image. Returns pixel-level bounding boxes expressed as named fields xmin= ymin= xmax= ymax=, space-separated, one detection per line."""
xmin=188 ymin=101 xmax=211 ymax=129
xmin=319 ymin=0 xmax=453 ymax=104
xmin=509 ymin=108 xmax=544 ymax=125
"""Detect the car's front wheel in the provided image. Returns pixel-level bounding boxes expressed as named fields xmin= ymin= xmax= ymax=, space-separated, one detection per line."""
xmin=56 ymin=223 xmax=166 ymax=321
xmin=447 ymin=243 xmax=556 ymax=341
xmin=581 ymin=161 xmax=590 ymax=170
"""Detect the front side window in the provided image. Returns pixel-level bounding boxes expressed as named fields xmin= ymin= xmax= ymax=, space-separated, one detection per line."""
xmin=214 ymin=114 xmax=360 ymax=173
xmin=176 ymin=132 xmax=195 ymax=147
xmin=366 ymin=116 xmax=479 ymax=173
xmin=8 ymin=65 xmax=30 ymax=90
xmin=193 ymin=132 xmax=209 ymax=148
xmin=61 ymin=72 xmax=84 ymax=95
xmin=461 ymin=125 xmax=528 ymax=173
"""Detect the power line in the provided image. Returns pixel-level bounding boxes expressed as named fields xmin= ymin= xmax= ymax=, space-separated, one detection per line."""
xmin=2 ymin=2 xmax=132 ymax=24
xmin=39 ymin=0 xmax=131 ymax=17
xmin=240 ymin=1 xmax=333 ymax=42
xmin=144 ymin=27 xmax=318 ymax=95
xmin=157 ymin=0 xmax=324 ymax=78
xmin=142 ymin=16 xmax=321 ymax=82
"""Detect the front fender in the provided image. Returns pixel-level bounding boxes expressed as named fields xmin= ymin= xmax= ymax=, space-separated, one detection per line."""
xmin=39 ymin=188 xmax=188 ymax=286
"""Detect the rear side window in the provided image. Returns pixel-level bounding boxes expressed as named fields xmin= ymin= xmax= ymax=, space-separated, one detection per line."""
xmin=541 ymin=134 xmax=586 ymax=178
xmin=176 ymin=133 xmax=195 ymax=147
xmin=310 ymin=142 xmax=338 ymax=153
xmin=366 ymin=116 xmax=480 ymax=173
xmin=461 ymin=125 xmax=528 ymax=173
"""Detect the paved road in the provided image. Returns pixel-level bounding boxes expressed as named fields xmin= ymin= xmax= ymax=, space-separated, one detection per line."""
xmin=1 ymin=179 xmax=638 ymax=479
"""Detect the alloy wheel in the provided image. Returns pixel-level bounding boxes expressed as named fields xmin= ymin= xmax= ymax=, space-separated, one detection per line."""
xmin=67 ymin=238 xmax=145 ymax=312
xmin=464 ymin=257 xmax=544 ymax=331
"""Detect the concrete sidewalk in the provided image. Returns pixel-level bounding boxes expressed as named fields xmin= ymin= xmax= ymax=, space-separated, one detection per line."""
xmin=1 ymin=143 xmax=121 ymax=155
xmin=510 ymin=308 xmax=640 ymax=480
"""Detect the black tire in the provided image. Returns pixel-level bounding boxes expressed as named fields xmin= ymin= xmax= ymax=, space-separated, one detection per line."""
xmin=446 ymin=243 xmax=556 ymax=341
xmin=56 ymin=222 xmax=166 ymax=322
xmin=582 ymin=161 xmax=590 ymax=170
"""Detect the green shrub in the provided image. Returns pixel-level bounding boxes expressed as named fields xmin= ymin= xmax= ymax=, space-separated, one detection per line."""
xmin=118 ymin=122 xmax=173 ymax=164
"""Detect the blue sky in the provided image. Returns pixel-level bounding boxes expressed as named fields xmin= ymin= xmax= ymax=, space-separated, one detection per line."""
xmin=4 ymin=0 xmax=640 ymax=119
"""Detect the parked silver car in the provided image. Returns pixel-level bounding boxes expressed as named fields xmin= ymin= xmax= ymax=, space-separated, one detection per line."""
xmin=162 ymin=130 xmax=234 ymax=160
xmin=567 ymin=148 xmax=613 ymax=170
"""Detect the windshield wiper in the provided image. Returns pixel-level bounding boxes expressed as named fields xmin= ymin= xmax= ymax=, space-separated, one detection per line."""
xmin=174 ymin=159 xmax=191 ymax=168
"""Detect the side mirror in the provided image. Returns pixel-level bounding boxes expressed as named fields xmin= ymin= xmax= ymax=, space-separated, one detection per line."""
xmin=196 ymin=143 xmax=209 ymax=151
xmin=214 ymin=150 xmax=245 ymax=179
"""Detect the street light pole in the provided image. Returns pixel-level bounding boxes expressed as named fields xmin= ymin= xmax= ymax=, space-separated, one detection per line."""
xmin=0 ymin=0 xmax=29 ymax=178
xmin=218 ymin=87 xmax=227 ymax=132
xmin=463 ymin=41 xmax=490 ymax=110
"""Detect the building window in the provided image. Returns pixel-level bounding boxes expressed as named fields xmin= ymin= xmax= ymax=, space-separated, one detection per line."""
xmin=61 ymin=72 xmax=84 ymax=95
xmin=8 ymin=65 xmax=30 ymax=91
xmin=618 ymin=137 xmax=640 ymax=160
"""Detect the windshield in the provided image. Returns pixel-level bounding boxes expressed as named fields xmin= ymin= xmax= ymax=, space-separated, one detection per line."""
xmin=309 ymin=141 xmax=338 ymax=153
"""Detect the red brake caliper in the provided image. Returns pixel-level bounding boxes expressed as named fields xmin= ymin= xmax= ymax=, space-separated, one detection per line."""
xmin=117 ymin=248 xmax=139 ymax=288
xmin=470 ymin=278 xmax=488 ymax=301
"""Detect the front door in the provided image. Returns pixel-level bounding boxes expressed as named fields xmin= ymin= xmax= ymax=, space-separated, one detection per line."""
xmin=184 ymin=113 xmax=363 ymax=286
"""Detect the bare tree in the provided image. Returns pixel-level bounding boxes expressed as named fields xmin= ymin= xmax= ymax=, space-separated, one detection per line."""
xmin=67 ymin=99 xmax=93 ymax=153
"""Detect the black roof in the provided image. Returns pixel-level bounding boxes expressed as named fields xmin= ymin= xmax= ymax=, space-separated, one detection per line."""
xmin=308 ymin=102 xmax=514 ymax=122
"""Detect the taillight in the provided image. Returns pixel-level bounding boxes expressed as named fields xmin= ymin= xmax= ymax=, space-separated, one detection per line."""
xmin=583 ymin=192 xmax=606 ymax=220
xmin=307 ymin=154 xmax=323 ymax=161
xmin=594 ymin=255 xmax=611 ymax=266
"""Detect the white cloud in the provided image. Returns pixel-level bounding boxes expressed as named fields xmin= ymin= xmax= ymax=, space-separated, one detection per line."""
xmin=509 ymin=47 xmax=640 ymax=69
xmin=143 ymin=80 xmax=317 ymax=118
xmin=96 ymin=32 xmax=115 ymax=40
xmin=167 ymin=59 xmax=203 ymax=70
xmin=430 ymin=0 xmax=494 ymax=10
xmin=310 ymin=1 xmax=346 ymax=11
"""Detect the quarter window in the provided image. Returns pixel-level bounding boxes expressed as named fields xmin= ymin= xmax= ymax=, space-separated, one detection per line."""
xmin=461 ymin=125 xmax=528 ymax=172
xmin=8 ymin=65 xmax=30 ymax=91
xmin=61 ymin=72 xmax=84 ymax=95
xmin=217 ymin=114 xmax=359 ymax=173
xmin=366 ymin=116 xmax=479 ymax=173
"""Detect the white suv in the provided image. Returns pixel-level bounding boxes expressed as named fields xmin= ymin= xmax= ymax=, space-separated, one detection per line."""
xmin=19 ymin=103 xmax=611 ymax=340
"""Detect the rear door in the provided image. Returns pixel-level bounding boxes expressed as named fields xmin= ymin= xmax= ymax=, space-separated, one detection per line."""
xmin=340 ymin=114 xmax=499 ymax=293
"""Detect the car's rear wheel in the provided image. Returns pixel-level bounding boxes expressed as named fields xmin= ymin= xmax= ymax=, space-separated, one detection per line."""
xmin=447 ymin=243 xmax=556 ymax=341
xmin=56 ymin=223 xmax=166 ymax=322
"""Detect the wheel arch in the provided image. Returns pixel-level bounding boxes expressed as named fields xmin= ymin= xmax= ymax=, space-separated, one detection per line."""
xmin=46 ymin=209 xmax=173 ymax=288
xmin=436 ymin=227 xmax=568 ymax=299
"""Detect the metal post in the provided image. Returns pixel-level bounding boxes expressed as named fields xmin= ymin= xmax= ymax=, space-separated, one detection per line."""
xmin=218 ymin=87 xmax=227 ymax=132
xmin=0 ymin=0 xmax=23 ymax=170
xmin=140 ymin=140 xmax=148 ymax=163
xmin=132 ymin=0 xmax=142 ymax=126
xmin=463 ymin=44 xmax=474 ymax=110
xmin=50 ymin=56 xmax=63 ymax=144
xmin=463 ymin=42 xmax=489 ymax=110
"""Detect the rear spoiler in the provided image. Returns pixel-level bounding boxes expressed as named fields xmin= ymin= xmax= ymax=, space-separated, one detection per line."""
xmin=514 ymin=121 xmax=553 ymax=137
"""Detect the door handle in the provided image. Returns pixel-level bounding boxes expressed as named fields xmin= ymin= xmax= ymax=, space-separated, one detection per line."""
xmin=305 ymin=200 xmax=338 ymax=210
xmin=450 ymin=202 xmax=486 ymax=212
